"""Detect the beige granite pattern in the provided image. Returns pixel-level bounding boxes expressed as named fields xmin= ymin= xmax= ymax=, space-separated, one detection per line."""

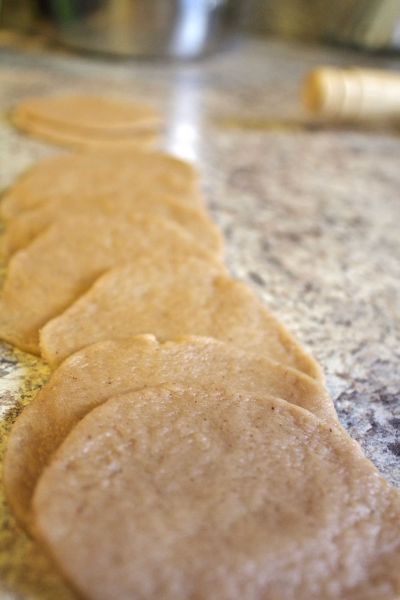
xmin=0 ymin=33 xmax=399 ymax=598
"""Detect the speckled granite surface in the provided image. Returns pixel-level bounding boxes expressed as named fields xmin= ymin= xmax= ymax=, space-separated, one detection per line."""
xmin=0 ymin=33 xmax=399 ymax=598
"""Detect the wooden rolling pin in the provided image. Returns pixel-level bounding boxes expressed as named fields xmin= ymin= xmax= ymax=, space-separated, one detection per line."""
xmin=302 ymin=67 xmax=400 ymax=120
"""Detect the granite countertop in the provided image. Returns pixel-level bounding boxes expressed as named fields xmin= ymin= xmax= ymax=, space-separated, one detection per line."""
xmin=0 ymin=33 xmax=399 ymax=599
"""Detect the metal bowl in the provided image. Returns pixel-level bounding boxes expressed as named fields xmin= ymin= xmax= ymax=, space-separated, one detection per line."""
xmin=42 ymin=0 xmax=240 ymax=59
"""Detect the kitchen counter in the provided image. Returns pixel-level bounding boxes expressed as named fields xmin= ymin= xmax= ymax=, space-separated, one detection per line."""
xmin=0 ymin=33 xmax=399 ymax=598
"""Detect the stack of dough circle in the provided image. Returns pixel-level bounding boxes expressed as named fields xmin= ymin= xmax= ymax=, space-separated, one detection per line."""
xmin=12 ymin=95 xmax=161 ymax=151
xmin=1 ymin=94 xmax=399 ymax=600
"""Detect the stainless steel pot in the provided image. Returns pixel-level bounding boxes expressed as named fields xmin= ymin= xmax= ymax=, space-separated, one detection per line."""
xmin=41 ymin=0 xmax=240 ymax=58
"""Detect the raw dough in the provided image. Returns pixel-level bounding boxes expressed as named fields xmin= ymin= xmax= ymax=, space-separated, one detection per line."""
xmin=5 ymin=334 xmax=333 ymax=529
xmin=33 ymin=385 xmax=400 ymax=600
xmin=12 ymin=94 xmax=160 ymax=135
xmin=0 ymin=215 xmax=219 ymax=355
xmin=40 ymin=256 xmax=322 ymax=379
xmin=12 ymin=110 xmax=158 ymax=153
xmin=0 ymin=151 xmax=203 ymax=221
xmin=2 ymin=192 xmax=222 ymax=259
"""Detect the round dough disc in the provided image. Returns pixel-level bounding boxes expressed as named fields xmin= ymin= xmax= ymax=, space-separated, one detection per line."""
xmin=0 ymin=151 xmax=203 ymax=221
xmin=33 ymin=385 xmax=400 ymax=600
xmin=5 ymin=335 xmax=332 ymax=528
xmin=39 ymin=255 xmax=321 ymax=379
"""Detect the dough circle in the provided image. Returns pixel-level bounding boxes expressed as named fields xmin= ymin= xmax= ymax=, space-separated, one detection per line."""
xmin=33 ymin=385 xmax=400 ymax=600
